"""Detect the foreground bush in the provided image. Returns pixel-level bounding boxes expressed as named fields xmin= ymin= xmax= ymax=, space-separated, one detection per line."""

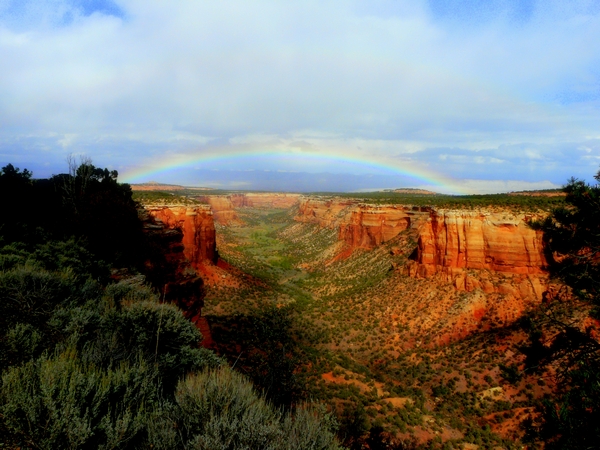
xmin=147 ymin=368 xmax=342 ymax=450
xmin=1 ymin=349 xmax=156 ymax=449
xmin=2 ymin=354 xmax=341 ymax=449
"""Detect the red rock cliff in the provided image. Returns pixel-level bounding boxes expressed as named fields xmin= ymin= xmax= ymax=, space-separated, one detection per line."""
xmin=295 ymin=197 xmax=358 ymax=229
xmin=295 ymin=197 xmax=429 ymax=250
xmin=408 ymin=210 xmax=547 ymax=277
xmin=198 ymin=193 xmax=301 ymax=224
xmin=147 ymin=205 xmax=217 ymax=270
xmin=339 ymin=205 xmax=430 ymax=249
xmin=197 ymin=196 xmax=240 ymax=225
xmin=140 ymin=207 xmax=213 ymax=346
xmin=231 ymin=193 xmax=301 ymax=208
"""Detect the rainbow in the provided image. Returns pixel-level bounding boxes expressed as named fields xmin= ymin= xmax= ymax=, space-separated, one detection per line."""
xmin=120 ymin=149 xmax=468 ymax=194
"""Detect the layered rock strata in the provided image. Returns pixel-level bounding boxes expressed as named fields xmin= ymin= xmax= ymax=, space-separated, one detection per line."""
xmin=230 ymin=193 xmax=300 ymax=208
xmin=295 ymin=197 xmax=429 ymax=250
xmin=339 ymin=205 xmax=430 ymax=249
xmin=405 ymin=210 xmax=548 ymax=303
xmin=198 ymin=193 xmax=301 ymax=224
xmin=197 ymin=196 xmax=240 ymax=225
xmin=407 ymin=210 xmax=547 ymax=277
xmin=295 ymin=197 xmax=359 ymax=229
xmin=147 ymin=205 xmax=217 ymax=269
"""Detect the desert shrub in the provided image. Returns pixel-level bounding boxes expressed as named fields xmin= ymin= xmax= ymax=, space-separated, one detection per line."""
xmin=0 ymin=265 xmax=81 ymax=327
xmin=0 ymin=265 xmax=92 ymax=368
xmin=1 ymin=348 xmax=157 ymax=449
xmin=68 ymin=294 xmax=224 ymax=391
xmin=153 ymin=368 xmax=341 ymax=450
xmin=4 ymin=322 xmax=42 ymax=362
xmin=176 ymin=368 xmax=282 ymax=448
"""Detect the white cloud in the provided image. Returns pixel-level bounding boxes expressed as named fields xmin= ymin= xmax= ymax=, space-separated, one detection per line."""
xmin=0 ymin=0 xmax=599 ymax=188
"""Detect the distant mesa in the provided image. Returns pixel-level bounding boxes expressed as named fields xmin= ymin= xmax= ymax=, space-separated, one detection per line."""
xmin=131 ymin=182 xmax=216 ymax=192
xmin=508 ymin=189 xmax=565 ymax=197
xmin=131 ymin=182 xmax=186 ymax=191
xmin=384 ymin=188 xmax=440 ymax=195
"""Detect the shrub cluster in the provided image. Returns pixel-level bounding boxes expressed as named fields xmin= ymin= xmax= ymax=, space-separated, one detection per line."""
xmin=0 ymin=164 xmax=341 ymax=450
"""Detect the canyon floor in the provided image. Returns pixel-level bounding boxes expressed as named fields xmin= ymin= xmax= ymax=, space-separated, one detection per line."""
xmin=199 ymin=203 xmax=554 ymax=449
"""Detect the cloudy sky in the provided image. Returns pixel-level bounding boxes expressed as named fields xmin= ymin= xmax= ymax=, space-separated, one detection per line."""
xmin=1 ymin=0 xmax=599 ymax=193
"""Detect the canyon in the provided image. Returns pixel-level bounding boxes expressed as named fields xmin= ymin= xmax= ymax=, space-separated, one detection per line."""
xmin=137 ymin=191 xmax=558 ymax=447
xmin=145 ymin=195 xmax=551 ymax=316
xmin=198 ymin=193 xmax=301 ymax=224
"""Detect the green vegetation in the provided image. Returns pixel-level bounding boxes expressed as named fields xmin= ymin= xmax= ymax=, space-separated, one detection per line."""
xmin=316 ymin=191 xmax=565 ymax=211
xmin=522 ymin=172 xmax=600 ymax=449
xmin=0 ymin=164 xmax=341 ymax=449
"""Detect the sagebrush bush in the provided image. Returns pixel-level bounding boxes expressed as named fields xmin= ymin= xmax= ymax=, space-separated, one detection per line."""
xmin=161 ymin=367 xmax=342 ymax=450
xmin=1 ymin=348 xmax=157 ymax=449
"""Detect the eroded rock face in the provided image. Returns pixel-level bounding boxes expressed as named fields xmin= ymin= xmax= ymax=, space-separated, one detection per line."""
xmin=408 ymin=210 xmax=547 ymax=276
xmin=405 ymin=210 xmax=549 ymax=304
xmin=199 ymin=193 xmax=301 ymax=224
xmin=295 ymin=197 xmax=429 ymax=250
xmin=295 ymin=197 xmax=358 ymax=229
xmin=147 ymin=205 xmax=217 ymax=270
xmin=231 ymin=193 xmax=301 ymax=208
xmin=197 ymin=196 xmax=240 ymax=225
xmin=339 ymin=205 xmax=430 ymax=249
xmin=140 ymin=207 xmax=212 ymax=345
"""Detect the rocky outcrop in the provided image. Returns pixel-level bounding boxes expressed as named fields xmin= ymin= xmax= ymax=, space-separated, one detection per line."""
xmin=197 ymin=196 xmax=240 ymax=225
xmin=139 ymin=207 xmax=212 ymax=345
xmin=405 ymin=210 xmax=548 ymax=303
xmin=339 ymin=205 xmax=430 ymax=249
xmin=295 ymin=197 xmax=429 ymax=250
xmin=295 ymin=197 xmax=358 ymax=229
xmin=147 ymin=205 xmax=217 ymax=270
xmin=407 ymin=210 xmax=547 ymax=277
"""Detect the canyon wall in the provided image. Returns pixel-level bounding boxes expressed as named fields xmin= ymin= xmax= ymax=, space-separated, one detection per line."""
xmin=146 ymin=205 xmax=217 ymax=269
xmin=296 ymin=197 xmax=549 ymax=304
xmin=140 ymin=207 xmax=213 ymax=345
xmin=295 ymin=197 xmax=430 ymax=250
xmin=230 ymin=193 xmax=301 ymax=208
xmin=295 ymin=197 xmax=359 ymax=229
xmin=198 ymin=193 xmax=301 ymax=224
xmin=197 ymin=196 xmax=240 ymax=225
xmin=339 ymin=205 xmax=430 ymax=249
xmin=407 ymin=210 xmax=547 ymax=277
xmin=405 ymin=209 xmax=548 ymax=303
